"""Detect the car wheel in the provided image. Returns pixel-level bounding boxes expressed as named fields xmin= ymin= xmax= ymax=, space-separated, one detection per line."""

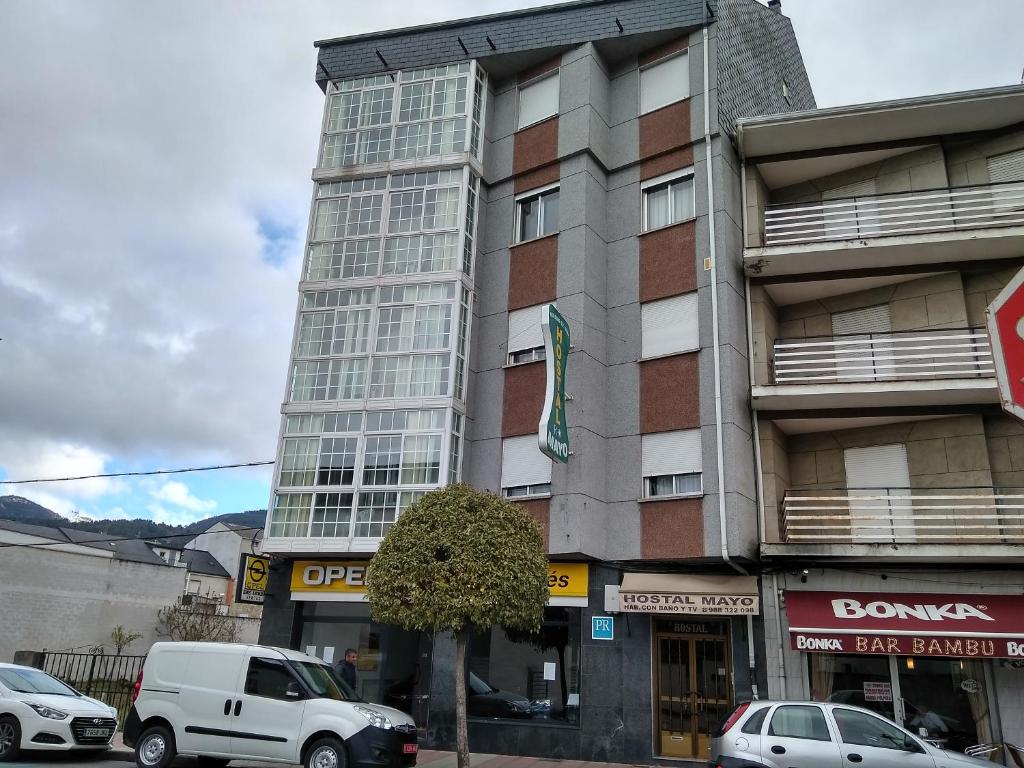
xmin=0 ymin=716 xmax=20 ymax=762
xmin=198 ymin=757 xmax=232 ymax=768
xmin=305 ymin=737 xmax=347 ymax=768
xmin=135 ymin=724 xmax=176 ymax=768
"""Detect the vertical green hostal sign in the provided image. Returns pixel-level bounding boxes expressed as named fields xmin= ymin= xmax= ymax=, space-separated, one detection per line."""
xmin=539 ymin=304 xmax=570 ymax=462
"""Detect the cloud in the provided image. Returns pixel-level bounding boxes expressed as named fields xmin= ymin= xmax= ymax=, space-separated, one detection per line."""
xmin=146 ymin=502 xmax=210 ymax=527
xmin=0 ymin=440 xmax=126 ymax=516
xmin=150 ymin=481 xmax=217 ymax=514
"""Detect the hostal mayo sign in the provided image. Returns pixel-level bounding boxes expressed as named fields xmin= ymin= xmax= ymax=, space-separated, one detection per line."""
xmin=539 ymin=304 xmax=570 ymax=463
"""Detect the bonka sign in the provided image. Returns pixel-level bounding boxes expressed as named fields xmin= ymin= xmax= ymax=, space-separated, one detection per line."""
xmin=538 ymin=303 xmax=570 ymax=463
xmin=237 ymin=554 xmax=270 ymax=604
xmin=786 ymin=590 xmax=1024 ymax=659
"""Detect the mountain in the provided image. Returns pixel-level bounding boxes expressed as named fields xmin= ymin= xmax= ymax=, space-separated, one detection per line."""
xmin=0 ymin=495 xmax=265 ymax=541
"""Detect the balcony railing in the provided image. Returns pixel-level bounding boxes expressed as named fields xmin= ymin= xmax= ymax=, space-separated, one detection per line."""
xmin=763 ymin=180 xmax=1024 ymax=246
xmin=772 ymin=328 xmax=993 ymax=384
xmin=782 ymin=487 xmax=1024 ymax=544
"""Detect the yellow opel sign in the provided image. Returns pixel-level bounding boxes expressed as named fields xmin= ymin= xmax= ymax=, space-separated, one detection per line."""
xmin=290 ymin=560 xmax=588 ymax=599
xmin=238 ymin=554 xmax=270 ymax=604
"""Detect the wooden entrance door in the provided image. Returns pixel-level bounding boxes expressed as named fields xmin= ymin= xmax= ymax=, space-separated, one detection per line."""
xmin=655 ymin=629 xmax=732 ymax=759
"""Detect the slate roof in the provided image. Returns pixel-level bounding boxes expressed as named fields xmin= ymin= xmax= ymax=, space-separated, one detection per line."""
xmin=180 ymin=548 xmax=231 ymax=578
xmin=0 ymin=519 xmax=197 ymax=568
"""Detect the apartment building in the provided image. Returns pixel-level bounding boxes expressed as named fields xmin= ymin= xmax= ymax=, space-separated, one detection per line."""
xmin=258 ymin=0 xmax=813 ymax=761
xmin=738 ymin=85 xmax=1024 ymax=750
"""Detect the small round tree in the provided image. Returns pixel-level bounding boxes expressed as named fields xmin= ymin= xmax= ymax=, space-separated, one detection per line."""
xmin=366 ymin=484 xmax=549 ymax=768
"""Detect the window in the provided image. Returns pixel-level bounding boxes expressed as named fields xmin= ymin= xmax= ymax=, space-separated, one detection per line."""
xmin=245 ymin=657 xmax=299 ymax=700
xmin=269 ymin=493 xmax=313 ymax=537
xmin=311 ymin=492 xmax=353 ymax=537
xmin=768 ymin=705 xmax=832 ymax=741
xmin=643 ymin=170 xmax=695 ymax=231
xmin=502 ymin=434 xmax=552 ymax=497
xmin=843 ymin=443 xmax=910 ymax=542
xmin=742 ymin=706 xmax=769 ymax=735
xmin=468 ymin=607 xmax=580 ymax=722
xmin=782 ymin=79 xmax=791 ymax=104
xmin=279 ymin=437 xmax=319 ymax=486
xmin=307 ymin=240 xmax=380 ymax=281
xmin=987 ymin=148 xmax=1024 ymax=184
xmin=507 ymin=304 xmax=546 ymax=365
xmin=640 ymin=52 xmax=689 ymax=115
xmin=517 ymin=73 xmax=559 ymax=129
xmin=354 ymin=490 xmax=423 ymax=537
xmin=317 ymin=437 xmax=357 ymax=485
xmin=642 ymin=429 xmax=702 ymax=499
xmin=641 ymin=292 xmax=698 ymax=358
xmin=516 ymin=186 xmax=559 ymax=242
xmin=833 ymin=708 xmax=911 ymax=751
xmin=368 ymin=353 xmax=450 ymax=398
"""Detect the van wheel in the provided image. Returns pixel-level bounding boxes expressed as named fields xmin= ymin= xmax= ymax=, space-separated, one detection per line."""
xmin=198 ymin=758 xmax=231 ymax=768
xmin=135 ymin=724 xmax=176 ymax=768
xmin=305 ymin=737 xmax=347 ymax=768
xmin=0 ymin=716 xmax=21 ymax=762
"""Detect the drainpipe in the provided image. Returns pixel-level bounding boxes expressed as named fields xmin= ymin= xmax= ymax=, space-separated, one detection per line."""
xmin=771 ymin=572 xmax=787 ymax=697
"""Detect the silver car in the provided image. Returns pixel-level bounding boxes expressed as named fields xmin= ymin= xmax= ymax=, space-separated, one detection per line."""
xmin=709 ymin=700 xmax=993 ymax=768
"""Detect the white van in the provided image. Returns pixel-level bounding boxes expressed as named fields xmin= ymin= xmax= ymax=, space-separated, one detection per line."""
xmin=123 ymin=642 xmax=418 ymax=768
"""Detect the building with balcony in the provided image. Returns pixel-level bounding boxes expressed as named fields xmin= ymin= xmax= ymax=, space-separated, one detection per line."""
xmin=257 ymin=0 xmax=814 ymax=761
xmin=738 ymin=85 xmax=1024 ymax=750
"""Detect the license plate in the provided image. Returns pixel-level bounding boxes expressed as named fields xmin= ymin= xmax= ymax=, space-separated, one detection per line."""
xmin=402 ymin=744 xmax=418 ymax=754
xmin=83 ymin=728 xmax=110 ymax=738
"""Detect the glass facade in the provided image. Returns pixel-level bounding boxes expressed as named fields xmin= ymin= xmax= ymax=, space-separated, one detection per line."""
xmin=266 ymin=62 xmax=484 ymax=550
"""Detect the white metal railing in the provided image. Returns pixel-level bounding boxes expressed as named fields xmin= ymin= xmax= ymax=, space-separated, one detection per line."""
xmin=772 ymin=327 xmax=994 ymax=384
xmin=763 ymin=180 xmax=1024 ymax=246
xmin=782 ymin=487 xmax=1024 ymax=544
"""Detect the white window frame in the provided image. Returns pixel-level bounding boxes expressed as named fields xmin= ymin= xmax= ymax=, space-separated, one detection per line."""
xmin=641 ymin=292 xmax=699 ymax=360
xmin=507 ymin=303 xmax=548 ymax=366
xmin=641 ymin=429 xmax=703 ymax=500
xmin=639 ymin=51 xmax=690 ymax=116
xmin=642 ymin=168 xmax=696 ymax=232
xmin=517 ymin=71 xmax=559 ymax=130
xmin=514 ymin=183 xmax=560 ymax=244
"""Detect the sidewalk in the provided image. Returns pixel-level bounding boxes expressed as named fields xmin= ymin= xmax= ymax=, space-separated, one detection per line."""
xmin=110 ymin=734 xmax=651 ymax=768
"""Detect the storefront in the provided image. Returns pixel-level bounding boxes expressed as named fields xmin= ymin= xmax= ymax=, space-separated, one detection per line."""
xmin=611 ymin=573 xmax=761 ymax=760
xmin=771 ymin=581 xmax=1024 ymax=754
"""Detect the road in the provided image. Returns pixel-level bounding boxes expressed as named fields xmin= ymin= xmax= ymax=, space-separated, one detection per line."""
xmin=7 ymin=754 xmax=281 ymax=768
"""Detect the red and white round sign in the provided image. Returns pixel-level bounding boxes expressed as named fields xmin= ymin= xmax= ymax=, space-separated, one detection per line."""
xmin=987 ymin=266 xmax=1024 ymax=423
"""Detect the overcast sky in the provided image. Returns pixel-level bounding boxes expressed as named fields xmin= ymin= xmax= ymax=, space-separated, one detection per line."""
xmin=1 ymin=0 xmax=1021 ymax=525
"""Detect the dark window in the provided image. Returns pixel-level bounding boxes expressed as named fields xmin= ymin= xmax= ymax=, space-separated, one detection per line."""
xmin=245 ymin=657 xmax=297 ymax=700
xmin=742 ymin=706 xmax=769 ymax=735
xmin=834 ymin=708 xmax=911 ymax=751
xmin=467 ymin=606 xmax=581 ymax=723
xmin=769 ymin=705 xmax=832 ymax=741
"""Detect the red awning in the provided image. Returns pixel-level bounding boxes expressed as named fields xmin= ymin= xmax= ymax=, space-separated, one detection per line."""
xmin=785 ymin=590 xmax=1024 ymax=659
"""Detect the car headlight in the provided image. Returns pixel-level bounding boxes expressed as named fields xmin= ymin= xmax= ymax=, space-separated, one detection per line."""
xmin=26 ymin=703 xmax=69 ymax=720
xmin=353 ymin=705 xmax=393 ymax=730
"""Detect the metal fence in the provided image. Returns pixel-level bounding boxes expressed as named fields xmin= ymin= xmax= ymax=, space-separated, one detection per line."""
xmin=38 ymin=652 xmax=145 ymax=725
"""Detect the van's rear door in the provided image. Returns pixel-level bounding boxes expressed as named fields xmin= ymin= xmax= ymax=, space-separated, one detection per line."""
xmin=176 ymin=645 xmax=247 ymax=757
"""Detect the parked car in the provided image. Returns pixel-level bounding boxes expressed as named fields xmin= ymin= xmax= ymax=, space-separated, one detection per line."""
xmin=466 ymin=672 xmax=532 ymax=719
xmin=709 ymin=700 xmax=992 ymax=768
xmin=0 ymin=662 xmax=118 ymax=761
xmin=124 ymin=642 xmax=418 ymax=768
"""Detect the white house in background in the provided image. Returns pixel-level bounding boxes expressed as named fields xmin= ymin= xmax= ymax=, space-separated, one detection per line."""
xmin=184 ymin=521 xmax=264 ymax=620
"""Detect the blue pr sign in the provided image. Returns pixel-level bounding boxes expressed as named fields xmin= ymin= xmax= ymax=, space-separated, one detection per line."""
xmin=592 ymin=615 xmax=614 ymax=640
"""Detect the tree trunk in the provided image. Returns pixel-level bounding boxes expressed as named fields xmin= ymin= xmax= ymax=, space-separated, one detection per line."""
xmin=454 ymin=630 xmax=471 ymax=768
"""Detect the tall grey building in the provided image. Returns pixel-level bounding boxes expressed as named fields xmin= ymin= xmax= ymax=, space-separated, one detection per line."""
xmin=259 ymin=0 xmax=813 ymax=761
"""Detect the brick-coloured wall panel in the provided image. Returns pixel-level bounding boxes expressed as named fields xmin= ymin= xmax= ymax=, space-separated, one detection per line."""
xmin=640 ymin=498 xmax=704 ymax=558
xmin=518 ymin=55 xmax=561 ymax=84
xmin=639 ymin=99 xmax=691 ymax=161
xmin=515 ymin=498 xmax=550 ymax=550
xmin=509 ymin=235 xmax=558 ymax=310
xmin=638 ymin=219 xmax=697 ymax=302
xmin=640 ymin=353 xmax=700 ymax=434
xmin=640 ymin=146 xmax=695 ymax=181
xmin=513 ymin=117 xmax=559 ymax=176
xmin=503 ymin=361 xmax=546 ymax=437
xmin=638 ymin=35 xmax=688 ymax=67
xmin=514 ymin=162 xmax=560 ymax=195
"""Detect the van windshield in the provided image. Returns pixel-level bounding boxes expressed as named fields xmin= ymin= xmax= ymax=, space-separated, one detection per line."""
xmin=288 ymin=661 xmax=361 ymax=702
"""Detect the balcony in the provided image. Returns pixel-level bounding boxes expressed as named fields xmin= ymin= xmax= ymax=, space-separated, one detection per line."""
xmin=771 ymin=487 xmax=1024 ymax=557
xmin=746 ymin=181 xmax=1024 ymax=277
xmin=753 ymin=327 xmax=998 ymax=411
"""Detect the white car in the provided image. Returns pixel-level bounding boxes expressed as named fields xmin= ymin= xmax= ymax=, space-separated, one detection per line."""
xmin=124 ymin=642 xmax=418 ymax=768
xmin=0 ymin=662 xmax=119 ymax=761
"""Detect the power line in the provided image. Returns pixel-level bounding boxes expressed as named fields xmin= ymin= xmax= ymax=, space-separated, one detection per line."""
xmin=0 ymin=525 xmax=267 ymax=550
xmin=0 ymin=460 xmax=275 ymax=485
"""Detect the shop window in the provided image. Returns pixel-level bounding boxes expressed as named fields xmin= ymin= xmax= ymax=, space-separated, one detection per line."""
xmin=518 ymin=73 xmax=559 ymax=129
xmin=245 ymin=657 xmax=298 ymax=700
xmin=768 ymin=705 xmax=831 ymax=741
xmin=467 ymin=607 xmax=581 ymax=723
xmin=640 ymin=52 xmax=689 ymax=115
